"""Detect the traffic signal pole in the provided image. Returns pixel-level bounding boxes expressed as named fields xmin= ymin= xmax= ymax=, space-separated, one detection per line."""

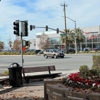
xmin=13 ymin=20 xmax=28 ymax=68
xmin=20 ymin=32 xmax=24 ymax=68
xmin=13 ymin=20 xmax=24 ymax=67
xmin=20 ymin=21 xmax=28 ymax=68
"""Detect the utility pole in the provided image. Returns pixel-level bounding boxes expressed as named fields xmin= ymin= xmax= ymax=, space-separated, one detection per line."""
xmin=61 ymin=3 xmax=67 ymax=31
xmin=61 ymin=2 xmax=69 ymax=53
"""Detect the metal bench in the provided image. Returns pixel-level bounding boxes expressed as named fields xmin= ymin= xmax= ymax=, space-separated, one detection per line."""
xmin=23 ymin=65 xmax=62 ymax=83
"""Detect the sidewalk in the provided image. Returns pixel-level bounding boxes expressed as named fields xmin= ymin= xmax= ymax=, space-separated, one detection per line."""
xmin=0 ymin=69 xmax=79 ymax=100
xmin=0 ymin=81 xmax=44 ymax=100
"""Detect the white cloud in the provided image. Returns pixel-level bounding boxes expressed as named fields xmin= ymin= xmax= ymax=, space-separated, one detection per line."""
xmin=0 ymin=0 xmax=100 ymax=47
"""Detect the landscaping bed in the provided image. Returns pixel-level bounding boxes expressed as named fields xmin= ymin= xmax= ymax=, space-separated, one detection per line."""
xmin=44 ymin=78 xmax=100 ymax=100
xmin=44 ymin=55 xmax=100 ymax=100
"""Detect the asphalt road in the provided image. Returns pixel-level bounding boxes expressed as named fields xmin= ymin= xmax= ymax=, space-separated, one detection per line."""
xmin=0 ymin=54 xmax=94 ymax=74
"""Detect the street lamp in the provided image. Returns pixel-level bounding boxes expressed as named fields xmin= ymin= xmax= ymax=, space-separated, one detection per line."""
xmin=65 ymin=16 xmax=77 ymax=54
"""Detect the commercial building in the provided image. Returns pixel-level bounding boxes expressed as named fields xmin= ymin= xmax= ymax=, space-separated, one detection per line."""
xmin=36 ymin=31 xmax=63 ymax=50
xmin=34 ymin=26 xmax=100 ymax=50
xmin=82 ymin=26 xmax=100 ymax=50
xmin=29 ymin=39 xmax=36 ymax=49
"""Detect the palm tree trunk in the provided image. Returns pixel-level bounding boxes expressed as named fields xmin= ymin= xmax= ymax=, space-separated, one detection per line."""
xmin=66 ymin=36 xmax=69 ymax=54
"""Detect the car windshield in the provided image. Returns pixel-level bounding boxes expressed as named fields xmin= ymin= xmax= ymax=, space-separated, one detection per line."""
xmin=53 ymin=49 xmax=60 ymax=52
xmin=97 ymin=46 xmax=100 ymax=48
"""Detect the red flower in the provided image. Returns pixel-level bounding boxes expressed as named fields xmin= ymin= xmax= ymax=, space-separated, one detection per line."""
xmin=85 ymin=80 xmax=92 ymax=84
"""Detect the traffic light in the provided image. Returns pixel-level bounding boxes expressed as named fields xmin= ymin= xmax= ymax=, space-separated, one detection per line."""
xmin=46 ymin=25 xmax=48 ymax=31
xmin=30 ymin=25 xmax=32 ymax=30
xmin=57 ymin=28 xmax=59 ymax=34
xmin=30 ymin=25 xmax=35 ymax=31
xmin=21 ymin=21 xmax=28 ymax=36
xmin=13 ymin=21 xmax=19 ymax=36
xmin=26 ymin=41 xmax=29 ymax=46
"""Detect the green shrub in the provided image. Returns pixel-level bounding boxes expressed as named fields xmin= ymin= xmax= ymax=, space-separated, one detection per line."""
xmin=0 ymin=52 xmax=4 ymax=55
xmin=4 ymin=70 xmax=9 ymax=75
xmin=0 ymin=51 xmax=37 ymax=55
xmin=92 ymin=55 xmax=100 ymax=69
xmin=79 ymin=65 xmax=89 ymax=78
xmin=12 ymin=52 xmax=20 ymax=55
xmin=24 ymin=52 xmax=35 ymax=55
xmin=3 ymin=52 xmax=10 ymax=55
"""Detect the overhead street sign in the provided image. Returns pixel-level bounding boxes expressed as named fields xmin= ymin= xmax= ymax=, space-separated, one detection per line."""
xmin=60 ymin=33 xmax=67 ymax=36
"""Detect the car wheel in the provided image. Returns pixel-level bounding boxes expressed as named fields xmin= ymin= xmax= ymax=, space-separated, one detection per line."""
xmin=44 ymin=55 xmax=48 ymax=59
xmin=61 ymin=56 xmax=64 ymax=58
xmin=54 ymin=55 xmax=57 ymax=59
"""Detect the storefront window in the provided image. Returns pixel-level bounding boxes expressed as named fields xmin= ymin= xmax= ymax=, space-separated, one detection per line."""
xmin=50 ymin=37 xmax=61 ymax=45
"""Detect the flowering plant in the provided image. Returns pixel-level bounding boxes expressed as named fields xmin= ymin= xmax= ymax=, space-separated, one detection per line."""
xmin=63 ymin=71 xmax=100 ymax=92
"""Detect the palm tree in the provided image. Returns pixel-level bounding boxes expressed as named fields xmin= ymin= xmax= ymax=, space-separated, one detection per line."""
xmin=75 ymin=28 xmax=85 ymax=51
xmin=8 ymin=40 xmax=12 ymax=49
xmin=67 ymin=30 xmax=75 ymax=46
xmin=61 ymin=29 xmax=72 ymax=53
xmin=62 ymin=28 xmax=85 ymax=52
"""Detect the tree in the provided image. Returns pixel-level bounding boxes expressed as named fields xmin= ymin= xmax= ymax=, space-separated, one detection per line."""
xmin=8 ymin=40 xmax=12 ymax=49
xmin=75 ymin=28 xmax=85 ymax=51
xmin=61 ymin=28 xmax=85 ymax=52
xmin=0 ymin=41 xmax=4 ymax=50
xmin=12 ymin=38 xmax=21 ymax=50
xmin=61 ymin=29 xmax=71 ymax=53
xmin=38 ymin=33 xmax=51 ymax=50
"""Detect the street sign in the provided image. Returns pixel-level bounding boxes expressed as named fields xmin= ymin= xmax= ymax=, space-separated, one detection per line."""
xmin=22 ymin=46 xmax=26 ymax=52
xmin=60 ymin=33 xmax=66 ymax=36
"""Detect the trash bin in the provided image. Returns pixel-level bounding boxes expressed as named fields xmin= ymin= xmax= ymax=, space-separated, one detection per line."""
xmin=8 ymin=62 xmax=23 ymax=87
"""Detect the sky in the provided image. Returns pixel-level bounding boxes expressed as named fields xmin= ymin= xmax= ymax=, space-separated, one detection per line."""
xmin=0 ymin=0 xmax=100 ymax=48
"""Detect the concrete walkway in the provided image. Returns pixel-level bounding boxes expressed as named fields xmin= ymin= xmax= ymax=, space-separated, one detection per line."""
xmin=0 ymin=69 xmax=79 ymax=100
xmin=0 ymin=81 xmax=44 ymax=100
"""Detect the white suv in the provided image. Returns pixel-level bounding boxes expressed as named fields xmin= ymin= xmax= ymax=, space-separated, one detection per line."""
xmin=43 ymin=49 xmax=64 ymax=59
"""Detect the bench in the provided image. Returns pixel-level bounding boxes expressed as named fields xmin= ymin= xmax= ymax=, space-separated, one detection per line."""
xmin=0 ymin=77 xmax=9 ymax=85
xmin=23 ymin=65 xmax=62 ymax=83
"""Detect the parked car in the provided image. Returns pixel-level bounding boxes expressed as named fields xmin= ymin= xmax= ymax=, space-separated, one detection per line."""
xmin=43 ymin=49 xmax=64 ymax=59
xmin=84 ymin=47 xmax=91 ymax=51
xmin=94 ymin=46 xmax=100 ymax=51
xmin=62 ymin=48 xmax=75 ymax=53
xmin=37 ymin=50 xmax=44 ymax=54
xmin=34 ymin=50 xmax=41 ymax=54
xmin=25 ymin=49 xmax=35 ymax=53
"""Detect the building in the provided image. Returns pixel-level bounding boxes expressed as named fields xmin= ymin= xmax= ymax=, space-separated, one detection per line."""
xmin=36 ymin=31 xmax=63 ymax=50
xmin=35 ymin=26 xmax=100 ymax=50
xmin=82 ymin=26 xmax=100 ymax=50
xmin=29 ymin=39 xmax=36 ymax=49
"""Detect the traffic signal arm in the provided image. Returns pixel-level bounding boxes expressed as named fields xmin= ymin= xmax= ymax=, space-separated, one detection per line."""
xmin=29 ymin=25 xmax=60 ymax=34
